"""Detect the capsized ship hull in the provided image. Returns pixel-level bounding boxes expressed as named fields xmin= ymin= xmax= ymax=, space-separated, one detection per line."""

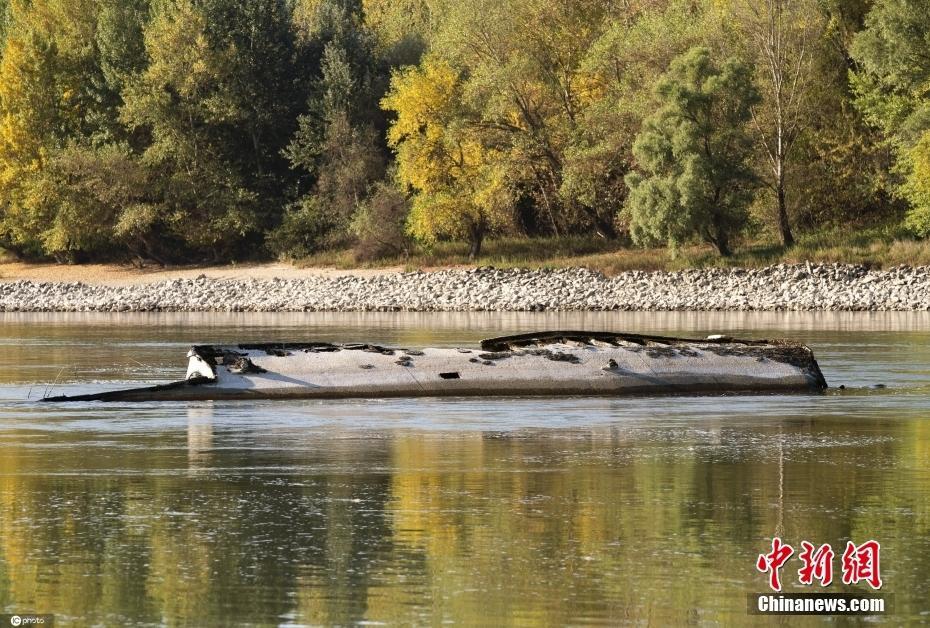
xmin=42 ymin=331 xmax=828 ymax=402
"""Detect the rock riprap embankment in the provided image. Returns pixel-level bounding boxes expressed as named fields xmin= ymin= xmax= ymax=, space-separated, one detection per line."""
xmin=1 ymin=264 xmax=928 ymax=312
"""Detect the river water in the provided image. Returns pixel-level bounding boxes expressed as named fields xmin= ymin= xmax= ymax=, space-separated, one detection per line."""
xmin=0 ymin=312 xmax=928 ymax=626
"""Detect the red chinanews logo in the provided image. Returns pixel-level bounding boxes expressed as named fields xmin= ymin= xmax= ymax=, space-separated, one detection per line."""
xmin=798 ymin=541 xmax=834 ymax=586
xmin=757 ymin=538 xmax=882 ymax=591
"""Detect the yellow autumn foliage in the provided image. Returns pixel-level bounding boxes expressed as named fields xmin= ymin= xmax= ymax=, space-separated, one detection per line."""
xmin=903 ymin=131 xmax=930 ymax=236
xmin=0 ymin=0 xmax=117 ymax=257
xmin=382 ymin=57 xmax=511 ymax=255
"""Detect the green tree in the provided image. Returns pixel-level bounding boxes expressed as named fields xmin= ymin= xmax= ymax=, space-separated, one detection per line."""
xmin=851 ymin=0 xmax=930 ymax=235
xmin=350 ymin=178 xmax=412 ymax=261
xmin=274 ymin=0 xmax=387 ymax=257
xmin=776 ymin=0 xmax=896 ymax=231
xmin=625 ymin=47 xmax=760 ymax=256
xmin=120 ymin=0 xmax=307 ymax=261
xmin=28 ymin=143 xmax=153 ymax=262
xmin=96 ymin=0 xmax=149 ymax=103
xmin=567 ymin=1 xmax=712 ymax=239
xmin=272 ymin=106 xmax=385 ymax=258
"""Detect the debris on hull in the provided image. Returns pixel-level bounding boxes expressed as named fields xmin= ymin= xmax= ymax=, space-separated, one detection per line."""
xmin=42 ymin=331 xmax=828 ymax=402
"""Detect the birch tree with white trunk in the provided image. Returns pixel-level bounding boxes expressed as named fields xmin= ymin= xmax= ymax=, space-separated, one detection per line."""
xmin=738 ymin=0 xmax=824 ymax=247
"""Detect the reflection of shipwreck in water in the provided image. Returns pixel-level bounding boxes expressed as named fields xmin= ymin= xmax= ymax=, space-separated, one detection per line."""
xmin=42 ymin=331 xmax=828 ymax=402
xmin=187 ymin=404 xmax=214 ymax=471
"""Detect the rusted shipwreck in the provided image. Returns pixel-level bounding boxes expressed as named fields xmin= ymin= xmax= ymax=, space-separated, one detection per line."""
xmin=42 ymin=331 xmax=827 ymax=402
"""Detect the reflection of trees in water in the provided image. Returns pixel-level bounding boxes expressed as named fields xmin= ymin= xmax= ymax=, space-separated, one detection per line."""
xmin=0 ymin=420 xmax=929 ymax=623
xmin=141 ymin=435 xmax=396 ymax=626
xmin=0 ymin=430 xmax=396 ymax=625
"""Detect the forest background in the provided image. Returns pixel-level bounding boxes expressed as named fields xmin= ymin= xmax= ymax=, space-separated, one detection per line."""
xmin=0 ymin=0 xmax=928 ymax=272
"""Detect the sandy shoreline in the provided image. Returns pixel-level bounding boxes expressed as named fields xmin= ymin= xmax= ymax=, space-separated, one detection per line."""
xmin=0 ymin=261 xmax=401 ymax=286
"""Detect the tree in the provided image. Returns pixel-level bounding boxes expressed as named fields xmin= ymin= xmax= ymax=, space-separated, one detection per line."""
xmin=0 ymin=0 xmax=11 ymax=52
xmin=28 ymin=143 xmax=154 ymax=263
xmin=382 ymin=57 xmax=511 ymax=259
xmin=774 ymin=0 xmax=897 ymax=230
xmin=350 ymin=179 xmax=412 ymax=261
xmin=625 ymin=47 xmax=760 ymax=256
xmin=120 ymin=0 xmax=307 ymax=261
xmin=432 ymin=0 xmax=616 ymax=238
xmin=0 ymin=0 xmax=122 ymax=257
xmin=96 ymin=0 xmax=150 ymax=106
xmin=568 ymin=1 xmax=713 ymax=239
xmin=362 ymin=0 xmax=436 ymax=66
xmin=735 ymin=0 xmax=824 ymax=247
xmin=272 ymin=107 xmax=385 ymax=258
xmin=851 ymin=0 xmax=930 ymax=236
xmin=274 ymin=0 xmax=387 ymax=257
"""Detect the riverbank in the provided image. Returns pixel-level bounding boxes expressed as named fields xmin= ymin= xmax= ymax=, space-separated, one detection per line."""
xmin=300 ymin=230 xmax=930 ymax=273
xmin=0 ymin=260 xmax=399 ymax=285
xmin=1 ymin=263 xmax=928 ymax=311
